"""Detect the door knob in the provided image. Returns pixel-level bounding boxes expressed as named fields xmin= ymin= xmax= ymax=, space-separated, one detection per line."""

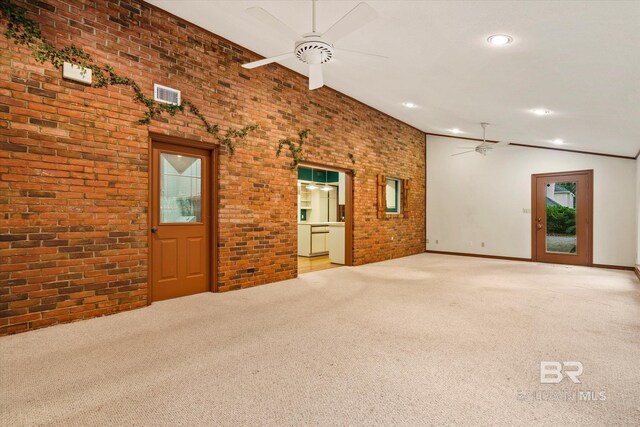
xmin=536 ymin=223 xmax=542 ymax=230
xmin=151 ymin=227 xmax=158 ymax=233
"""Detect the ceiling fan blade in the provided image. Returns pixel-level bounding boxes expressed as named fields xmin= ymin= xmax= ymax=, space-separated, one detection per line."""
xmin=334 ymin=47 xmax=387 ymax=59
xmin=242 ymin=52 xmax=295 ymax=69
xmin=321 ymin=2 xmax=377 ymax=43
xmin=450 ymin=150 xmax=476 ymax=157
xmin=308 ymin=63 xmax=324 ymax=90
xmin=246 ymin=7 xmax=300 ymax=41
xmin=481 ymin=141 xmax=511 ymax=151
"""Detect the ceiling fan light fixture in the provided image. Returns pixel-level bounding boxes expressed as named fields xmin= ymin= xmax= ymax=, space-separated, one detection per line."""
xmin=242 ymin=1 xmax=379 ymax=91
xmin=306 ymin=183 xmax=318 ymax=191
xmin=321 ymin=185 xmax=333 ymax=192
xmin=487 ymin=34 xmax=513 ymax=46
xmin=551 ymin=139 xmax=564 ymax=145
xmin=402 ymin=102 xmax=418 ymax=109
xmin=295 ymin=38 xmax=333 ymax=64
xmin=450 ymin=128 xmax=463 ymax=134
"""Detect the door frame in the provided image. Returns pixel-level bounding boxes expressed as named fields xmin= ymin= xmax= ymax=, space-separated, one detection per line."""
xmin=147 ymin=133 xmax=219 ymax=304
xmin=530 ymin=169 xmax=593 ymax=265
xmin=298 ymin=160 xmax=355 ymax=267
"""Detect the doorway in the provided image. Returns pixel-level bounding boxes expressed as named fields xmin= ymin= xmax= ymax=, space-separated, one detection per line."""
xmin=531 ymin=170 xmax=593 ymax=266
xmin=297 ymin=163 xmax=353 ymax=274
xmin=150 ymin=140 xmax=213 ymax=301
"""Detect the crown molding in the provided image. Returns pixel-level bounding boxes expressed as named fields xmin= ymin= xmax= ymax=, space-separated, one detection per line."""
xmin=426 ymin=133 xmax=636 ymax=160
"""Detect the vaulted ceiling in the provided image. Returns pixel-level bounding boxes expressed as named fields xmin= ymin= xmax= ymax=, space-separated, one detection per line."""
xmin=149 ymin=1 xmax=640 ymax=157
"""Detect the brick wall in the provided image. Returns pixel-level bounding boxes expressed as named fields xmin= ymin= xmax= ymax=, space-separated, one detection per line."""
xmin=0 ymin=0 xmax=426 ymax=335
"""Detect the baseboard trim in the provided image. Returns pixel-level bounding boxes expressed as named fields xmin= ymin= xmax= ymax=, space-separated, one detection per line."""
xmin=425 ymin=250 xmax=531 ymax=262
xmin=591 ymin=264 xmax=635 ymax=271
xmin=424 ymin=250 xmax=635 ymax=271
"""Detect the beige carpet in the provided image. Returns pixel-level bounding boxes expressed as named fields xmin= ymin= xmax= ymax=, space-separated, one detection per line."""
xmin=1 ymin=254 xmax=639 ymax=426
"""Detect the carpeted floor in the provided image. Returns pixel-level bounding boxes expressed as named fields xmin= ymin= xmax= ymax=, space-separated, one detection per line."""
xmin=1 ymin=253 xmax=639 ymax=426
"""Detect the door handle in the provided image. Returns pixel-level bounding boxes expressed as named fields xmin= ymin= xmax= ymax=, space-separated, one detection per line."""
xmin=151 ymin=227 xmax=158 ymax=233
xmin=536 ymin=223 xmax=542 ymax=230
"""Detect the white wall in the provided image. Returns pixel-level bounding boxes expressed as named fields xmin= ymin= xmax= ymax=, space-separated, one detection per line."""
xmin=636 ymin=156 xmax=640 ymax=267
xmin=426 ymin=135 xmax=636 ymax=267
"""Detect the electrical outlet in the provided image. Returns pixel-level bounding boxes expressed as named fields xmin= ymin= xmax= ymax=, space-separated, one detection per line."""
xmin=481 ymin=242 xmax=485 ymax=247
xmin=426 ymin=238 xmax=429 ymax=244
xmin=523 ymin=208 xmax=531 ymax=214
xmin=436 ymin=240 xmax=439 ymax=244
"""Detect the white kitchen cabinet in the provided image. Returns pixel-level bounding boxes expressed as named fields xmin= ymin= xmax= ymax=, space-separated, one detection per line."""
xmin=328 ymin=223 xmax=345 ymax=264
xmin=318 ymin=196 xmax=328 ymax=219
xmin=312 ymin=232 xmax=327 ymax=253
xmin=298 ymin=224 xmax=310 ymax=256
xmin=329 ymin=190 xmax=337 ymax=222
xmin=298 ymin=224 xmax=329 ymax=256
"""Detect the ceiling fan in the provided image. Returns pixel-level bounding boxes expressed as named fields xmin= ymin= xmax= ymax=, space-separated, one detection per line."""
xmin=451 ymin=123 xmax=510 ymax=156
xmin=242 ymin=0 xmax=383 ymax=90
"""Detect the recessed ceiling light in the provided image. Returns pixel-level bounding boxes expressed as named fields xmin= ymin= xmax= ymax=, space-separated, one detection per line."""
xmin=450 ymin=128 xmax=463 ymax=134
xmin=487 ymin=34 xmax=513 ymax=46
xmin=402 ymin=102 xmax=418 ymax=109
xmin=551 ymin=139 xmax=564 ymax=145
xmin=531 ymin=108 xmax=552 ymax=116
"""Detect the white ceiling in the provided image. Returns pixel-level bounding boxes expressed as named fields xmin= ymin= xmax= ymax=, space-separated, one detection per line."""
xmin=149 ymin=1 xmax=640 ymax=157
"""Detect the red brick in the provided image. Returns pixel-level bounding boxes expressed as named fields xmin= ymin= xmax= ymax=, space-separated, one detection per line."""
xmin=9 ymin=313 xmax=41 ymax=324
xmin=0 ymin=0 xmax=425 ymax=335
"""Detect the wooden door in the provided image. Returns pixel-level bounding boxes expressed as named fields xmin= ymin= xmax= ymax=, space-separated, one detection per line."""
xmin=532 ymin=170 xmax=593 ymax=266
xmin=151 ymin=142 xmax=210 ymax=301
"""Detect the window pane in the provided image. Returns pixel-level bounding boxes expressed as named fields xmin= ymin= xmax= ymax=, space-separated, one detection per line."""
xmin=160 ymin=153 xmax=202 ymax=223
xmin=545 ymin=181 xmax=576 ymax=254
xmin=386 ymin=181 xmax=396 ymax=209
xmin=386 ymin=178 xmax=399 ymax=213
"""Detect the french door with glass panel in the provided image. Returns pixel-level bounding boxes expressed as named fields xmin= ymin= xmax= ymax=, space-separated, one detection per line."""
xmin=151 ymin=141 xmax=211 ymax=301
xmin=531 ymin=170 xmax=593 ymax=266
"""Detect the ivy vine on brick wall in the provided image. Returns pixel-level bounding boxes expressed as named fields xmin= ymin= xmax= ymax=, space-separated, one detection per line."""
xmin=277 ymin=128 xmax=309 ymax=170
xmin=348 ymin=152 xmax=356 ymax=177
xmin=0 ymin=0 xmax=258 ymax=154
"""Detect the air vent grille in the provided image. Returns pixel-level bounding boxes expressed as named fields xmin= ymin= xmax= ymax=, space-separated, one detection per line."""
xmin=154 ymin=84 xmax=181 ymax=105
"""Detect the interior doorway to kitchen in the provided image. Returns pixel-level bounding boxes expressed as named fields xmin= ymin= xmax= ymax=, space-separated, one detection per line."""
xmin=297 ymin=163 xmax=353 ymax=274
